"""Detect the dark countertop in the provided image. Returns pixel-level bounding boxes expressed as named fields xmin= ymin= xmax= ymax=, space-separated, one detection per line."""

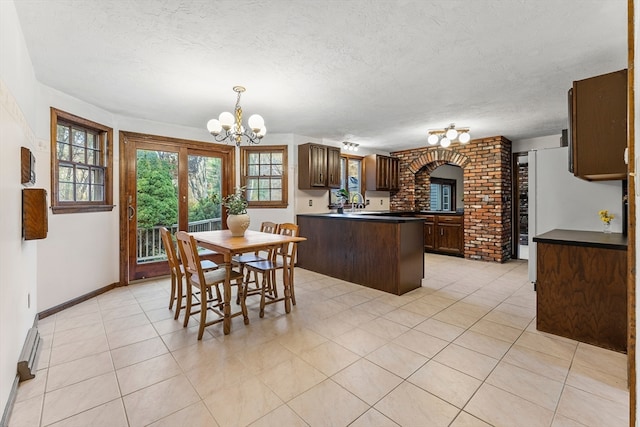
xmin=296 ymin=213 xmax=425 ymax=223
xmin=533 ymin=229 xmax=628 ymax=250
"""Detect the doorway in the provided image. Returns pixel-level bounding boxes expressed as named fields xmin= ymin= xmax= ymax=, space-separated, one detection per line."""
xmin=119 ymin=132 xmax=235 ymax=283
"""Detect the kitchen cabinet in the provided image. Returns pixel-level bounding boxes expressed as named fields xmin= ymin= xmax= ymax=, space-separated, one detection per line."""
xmin=298 ymin=143 xmax=341 ymax=189
xmin=534 ymin=229 xmax=627 ymax=352
xmin=423 ymin=215 xmax=436 ymax=251
xmin=365 ymin=154 xmax=399 ymax=191
xmin=569 ymin=69 xmax=627 ymax=181
xmin=326 ymin=145 xmax=341 ymax=188
xmin=419 ymin=213 xmax=463 ymax=256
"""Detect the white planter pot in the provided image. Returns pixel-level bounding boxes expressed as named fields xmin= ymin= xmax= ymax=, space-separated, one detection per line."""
xmin=227 ymin=213 xmax=250 ymax=237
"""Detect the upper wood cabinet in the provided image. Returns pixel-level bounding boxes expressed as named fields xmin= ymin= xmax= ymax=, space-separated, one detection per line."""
xmin=365 ymin=154 xmax=399 ymax=191
xmin=298 ymin=143 xmax=341 ymax=189
xmin=326 ymin=146 xmax=341 ymax=188
xmin=569 ymin=69 xmax=627 ymax=181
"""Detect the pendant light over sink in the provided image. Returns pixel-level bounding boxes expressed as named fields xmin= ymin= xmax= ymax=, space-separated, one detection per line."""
xmin=427 ymin=123 xmax=471 ymax=148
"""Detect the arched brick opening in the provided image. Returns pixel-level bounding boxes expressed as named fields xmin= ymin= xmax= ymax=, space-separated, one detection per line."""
xmin=391 ymin=136 xmax=513 ymax=262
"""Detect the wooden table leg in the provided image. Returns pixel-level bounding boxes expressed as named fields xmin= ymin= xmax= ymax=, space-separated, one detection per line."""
xmin=282 ymin=246 xmax=291 ymax=313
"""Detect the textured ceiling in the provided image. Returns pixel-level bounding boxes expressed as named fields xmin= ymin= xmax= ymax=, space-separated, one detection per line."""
xmin=13 ymin=0 xmax=627 ymax=152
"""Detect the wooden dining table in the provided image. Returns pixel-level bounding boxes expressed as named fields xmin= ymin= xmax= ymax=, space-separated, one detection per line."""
xmin=190 ymin=229 xmax=306 ymax=334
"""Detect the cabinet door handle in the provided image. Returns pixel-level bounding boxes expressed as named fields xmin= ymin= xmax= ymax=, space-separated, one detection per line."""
xmin=440 ymin=228 xmax=444 ymax=236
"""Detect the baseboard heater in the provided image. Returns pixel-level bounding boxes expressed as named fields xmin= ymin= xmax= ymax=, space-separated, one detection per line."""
xmin=17 ymin=327 xmax=41 ymax=381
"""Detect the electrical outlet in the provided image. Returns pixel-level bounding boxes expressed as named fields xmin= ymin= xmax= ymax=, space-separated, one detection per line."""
xmin=380 ymin=199 xmax=383 ymax=205
xmin=366 ymin=199 xmax=370 ymax=205
xmin=308 ymin=200 xmax=313 ymax=206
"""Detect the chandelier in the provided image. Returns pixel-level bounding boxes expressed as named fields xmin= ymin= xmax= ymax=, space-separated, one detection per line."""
xmin=427 ymin=124 xmax=471 ymax=148
xmin=206 ymin=86 xmax=266 ymax=146
xmin=342 ymin=142 xmax=359 ymax=152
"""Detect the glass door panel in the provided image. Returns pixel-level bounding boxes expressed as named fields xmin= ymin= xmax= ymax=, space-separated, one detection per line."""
xmin=186 ymin=153 xmax=223 ymax=239
xmin=134 ymin=149 xmax=179 ymax=278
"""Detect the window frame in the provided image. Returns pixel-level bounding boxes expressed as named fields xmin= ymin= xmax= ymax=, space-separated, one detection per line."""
xmin=430 ymin=177 xmax=457 ymax=211
xmin=240 ymin=145 xmax=288 ymax=208
xmin=329 ymin=153 xmax=364 ymax=206
xmin=50 ymin=107 xmax=114 ymax=214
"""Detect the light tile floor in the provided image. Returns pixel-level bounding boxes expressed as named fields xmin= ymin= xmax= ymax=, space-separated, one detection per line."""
xmin=9 ymin=254 xmax=629 ymax=427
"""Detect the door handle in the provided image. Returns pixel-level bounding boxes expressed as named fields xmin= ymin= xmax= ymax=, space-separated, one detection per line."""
xmin=128 ymin=205 xmax=135 ymax=220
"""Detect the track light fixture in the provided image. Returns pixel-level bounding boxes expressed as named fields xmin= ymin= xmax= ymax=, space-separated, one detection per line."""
xmin=427 ymin=124 xmax=471 ymax=148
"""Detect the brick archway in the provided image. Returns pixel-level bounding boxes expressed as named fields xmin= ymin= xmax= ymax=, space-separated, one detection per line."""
xmin=392 ymin=136 xmax=513 ymax=262
xmin=407 ymin=148 xmax=471 ymax=174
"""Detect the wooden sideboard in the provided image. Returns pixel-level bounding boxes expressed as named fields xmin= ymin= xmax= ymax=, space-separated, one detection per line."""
xmin=296 ymin=214 xmax=424 ymax=295
xmin=534 ymin=229 xmax=627 ymax=352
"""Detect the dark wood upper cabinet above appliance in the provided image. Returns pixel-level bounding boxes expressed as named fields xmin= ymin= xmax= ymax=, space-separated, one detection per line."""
xmin=569 ymin=69 xmax=627 ymax=181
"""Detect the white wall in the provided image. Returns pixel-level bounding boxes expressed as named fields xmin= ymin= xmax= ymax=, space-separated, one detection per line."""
xmin=0 ymin=0 xmax=40 ymax=413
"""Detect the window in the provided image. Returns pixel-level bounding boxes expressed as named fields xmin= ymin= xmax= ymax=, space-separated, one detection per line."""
xmin=240 ymin=145 xmax=288 ymax=208
xmin=329 ymin=154 xmax=363 ymax=206
xmin=50 ymin=108 xmax=114 ymax=213
xmin=430 ymin=178 xmax=456 ymax=211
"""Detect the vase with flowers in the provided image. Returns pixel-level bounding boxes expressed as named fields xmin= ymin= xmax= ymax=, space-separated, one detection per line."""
xmin=598 ymin=209 xmax=614 ymax=234
xmin=214 ymin=187 xmax=250 ymax=236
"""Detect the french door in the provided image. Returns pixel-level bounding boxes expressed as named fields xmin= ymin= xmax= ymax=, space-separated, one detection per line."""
xmin=120 ymin=132 xmax=235 ymax=282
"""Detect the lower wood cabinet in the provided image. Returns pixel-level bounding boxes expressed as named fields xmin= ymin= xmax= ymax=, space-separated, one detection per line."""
xmin=534 ymin=230 xmax=627 ymax=352
xmin=421 ymin=214 xmax=463 ymax=256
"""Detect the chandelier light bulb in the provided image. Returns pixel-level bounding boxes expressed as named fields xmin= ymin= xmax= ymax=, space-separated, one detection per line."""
xmin=427 ymin=134 xmax=440 ymax=145
xmin=440 ymin=137 xmax=451 ymax=148
xmin=445 ymin=127 xmax=458 ymax=140
xmin=257 ymin=126 xmax=267 ymax=138
xmin=458 ymin=132 xmax=471 ymax=143
xmin=207 ymin=119 xmax=222 ymax=135
xmin=218 ymin=112 xmax=234 ymax=130
xmin=248 ymin=114 xmax=265 ymax=132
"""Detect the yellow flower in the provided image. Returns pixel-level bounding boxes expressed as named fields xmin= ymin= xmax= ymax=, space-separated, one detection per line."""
xmin=598 ymin=210 xmax=614 ymax=224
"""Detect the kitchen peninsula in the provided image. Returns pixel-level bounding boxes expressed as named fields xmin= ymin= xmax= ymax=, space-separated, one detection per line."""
xmin=296 ymin=213 xmax=424 ymax=295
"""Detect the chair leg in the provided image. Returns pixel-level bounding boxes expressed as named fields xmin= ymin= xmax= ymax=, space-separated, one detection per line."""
xmin=183 ymin=283 xmax=193 ymax=328
xmin=260 ymin=271 xmax=269 ymax=317
xmin=235 ymin=264 xmax=246 ymax=305
xmin=197 ymin=285 xmax=208 ymax=340
xmin=169 ymin=271 xmax=176 ymax=310
xmin=289 ymin=269 xmax=296 ymax=306
xmin=237 ymin=278 xmax=249 ymax=325
xmin=174 ymin=274 xmax=183 ymax=320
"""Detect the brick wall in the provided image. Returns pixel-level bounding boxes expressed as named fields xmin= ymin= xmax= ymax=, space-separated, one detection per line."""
xmin=391 ymin=136 xmax=512 ymax=262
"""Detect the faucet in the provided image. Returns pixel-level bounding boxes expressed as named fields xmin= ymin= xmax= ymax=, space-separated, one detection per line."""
xmin=351 ymin=192 xmax=365 ymax=212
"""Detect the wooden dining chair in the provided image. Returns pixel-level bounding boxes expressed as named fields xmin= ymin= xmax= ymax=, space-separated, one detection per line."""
xmin=231 ymin=221 xmax=279 ymax=304
xmin=175 ymin=231 xmax=248 ymax=339
xmin=244 ymin=222 xmax=299 ymax=317
xmin=160 ymin=227 xmax=219 ymax=320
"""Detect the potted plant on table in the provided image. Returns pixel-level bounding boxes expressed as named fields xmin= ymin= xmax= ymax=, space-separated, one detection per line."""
xmin=335 ymin=188 xmax=350 ymax=214
xmin=214 ymin=187 xmax=250 ymax=236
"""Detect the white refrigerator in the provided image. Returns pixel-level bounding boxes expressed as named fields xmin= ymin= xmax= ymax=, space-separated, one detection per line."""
xmin=528 ymin=147 xmax=624 ymax=282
